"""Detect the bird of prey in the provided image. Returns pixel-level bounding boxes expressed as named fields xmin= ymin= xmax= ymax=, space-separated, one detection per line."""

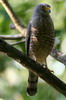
xmin=25 ymin=3 xmax=55 ymax=96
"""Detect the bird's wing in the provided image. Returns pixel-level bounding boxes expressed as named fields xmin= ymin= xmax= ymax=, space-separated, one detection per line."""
xmin=25 ymin=22 xmax=31 ymax=56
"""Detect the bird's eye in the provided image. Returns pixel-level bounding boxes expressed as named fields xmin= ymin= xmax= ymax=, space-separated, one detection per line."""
xmin=41 ymin=6 xmax=45 ymax=10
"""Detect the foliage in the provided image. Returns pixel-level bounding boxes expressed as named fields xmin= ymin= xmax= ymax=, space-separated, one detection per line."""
xmin=0 ymin=0 xmax=66 ymax=100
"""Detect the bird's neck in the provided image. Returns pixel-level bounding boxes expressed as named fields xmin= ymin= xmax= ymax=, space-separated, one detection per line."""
xmin=33 ymin=11 xmax=50 ymax=18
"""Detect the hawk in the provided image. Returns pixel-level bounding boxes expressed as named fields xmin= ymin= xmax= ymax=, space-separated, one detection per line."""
xmin=25 ymin=3 xmax=55 ymax=96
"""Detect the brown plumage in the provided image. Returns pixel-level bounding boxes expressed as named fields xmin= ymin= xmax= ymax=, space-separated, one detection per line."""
xmin=26 ymin=3 xmax=55 ymax=96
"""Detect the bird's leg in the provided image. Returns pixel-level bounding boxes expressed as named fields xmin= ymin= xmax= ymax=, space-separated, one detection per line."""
xmin=42 ymin=60 xmax=54 ymax=73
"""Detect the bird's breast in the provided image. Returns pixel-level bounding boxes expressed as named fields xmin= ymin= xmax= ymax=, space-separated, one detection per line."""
xmin=29 ymin=26 xmax=54 ymax=64
xmin=29 ymin=16 xmax=54 ymax=63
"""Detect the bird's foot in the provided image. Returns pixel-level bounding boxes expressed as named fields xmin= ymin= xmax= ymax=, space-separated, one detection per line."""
xmin=41 ymin=64 xmax=54 ymax=73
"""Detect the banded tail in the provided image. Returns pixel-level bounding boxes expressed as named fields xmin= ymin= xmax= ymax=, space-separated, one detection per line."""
xmin=27 ymin=71 xmax=38 ymax=96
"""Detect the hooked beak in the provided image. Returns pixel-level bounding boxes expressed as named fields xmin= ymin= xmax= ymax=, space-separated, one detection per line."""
xmin=45 ymin=7 xmax=51 ymax=13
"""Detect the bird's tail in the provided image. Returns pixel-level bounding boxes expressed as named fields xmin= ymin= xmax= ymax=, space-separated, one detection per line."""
xmin=27 ymin=71 xmax=38 ymax=96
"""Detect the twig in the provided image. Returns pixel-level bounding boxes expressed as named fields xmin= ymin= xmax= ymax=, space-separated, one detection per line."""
xmin=51 ymin=48 xmax=66 ymax=66
xmin=0 ymin=39 xmax=66 ymax=96
xmin=10 ymin=39 xmax=25 ymax=45
xmin=0 ymin=34 xmax=24 ymax=40
xmin=0 ymin=0 xmax=26 ymax=37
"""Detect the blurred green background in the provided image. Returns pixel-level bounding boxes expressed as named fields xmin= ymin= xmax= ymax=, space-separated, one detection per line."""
xmin=0 ymin=0 xmax=66 ymax=100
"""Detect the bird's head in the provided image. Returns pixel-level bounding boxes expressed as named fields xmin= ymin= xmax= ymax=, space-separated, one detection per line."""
xmin=34 ymin=3 xmax=51 ymax=16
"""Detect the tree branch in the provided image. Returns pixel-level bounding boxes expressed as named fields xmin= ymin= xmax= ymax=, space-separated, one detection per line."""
xmin=0 ymin=33 xmax=66 ymax=67
xmin=0 ymin=32 xmax=66 ymax=68
xmin=0 ymin=38 xmax=66 ymax=96
xmin=10 ymin=39 xmax=25 ymax=45
xmin=0 ymin=0 xmax=66 ymax=96
xmin=0 ymin=34 xmax=24 ymax=40
xmin=51 ymin=48 xmax=66 ymax=66
xmin=0 ymin=0 xmax=26 ymax=37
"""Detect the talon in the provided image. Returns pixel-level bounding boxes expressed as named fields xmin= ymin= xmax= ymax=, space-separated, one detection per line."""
xmin=42 ymin=64 xmax=54 ymax=73
xmin=48 ymin=69 xmax=54 ymax=73
xmin=41 ymin=64 xmax=47 ymax=68
xmin=46 ymin=67 xmax=54 ymax=73
xmin=46 ymin=66 xmax=54 ymax=73
xmin=41 ymin=63 xmax=54 ymax=73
